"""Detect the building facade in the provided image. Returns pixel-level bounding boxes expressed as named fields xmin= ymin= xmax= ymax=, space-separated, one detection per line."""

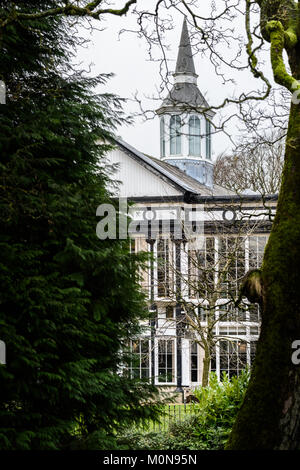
xmin=105 ymin=19 xmax=277 ymax=396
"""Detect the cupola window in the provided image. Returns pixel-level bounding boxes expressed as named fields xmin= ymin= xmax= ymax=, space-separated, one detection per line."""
xmin=189 ymin=115 xmax=201 ymax=156
xmin=206 ymin=120 xmax=212 ymax=160
xmin=170 ymin=115 xmax=181 ymax=155
xmin=160 ymin=117 xmax=165 ymax=157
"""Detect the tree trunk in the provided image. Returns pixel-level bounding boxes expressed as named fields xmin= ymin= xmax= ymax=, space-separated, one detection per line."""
xmin=202 ymin=348 xmax=211 ymax=388
xmin=227 ymin=95 xmax=300 ymax=449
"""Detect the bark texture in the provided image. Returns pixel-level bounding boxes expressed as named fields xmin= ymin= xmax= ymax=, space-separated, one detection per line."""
xmin=226 ymin=1 xmax=300 ymax=449
xmin=227 ymin=97 xmax=300 ymax=450
xmin=202 ymin=349 xmax=211 ymax=388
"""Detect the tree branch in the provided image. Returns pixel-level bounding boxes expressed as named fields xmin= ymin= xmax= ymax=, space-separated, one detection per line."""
xmin=266 ymin=19 xmax=300 ymax=93
xmin=0 ymin=1 xmax=137 ymax=28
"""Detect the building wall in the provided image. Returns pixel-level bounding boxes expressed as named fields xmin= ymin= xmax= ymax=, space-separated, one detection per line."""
xmin=107 ymin=148 xmax=183 ymax=198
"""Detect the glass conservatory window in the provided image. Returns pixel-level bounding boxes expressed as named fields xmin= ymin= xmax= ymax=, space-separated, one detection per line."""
xmin=157 ymin=339 xmax=175 ymax=383
xmin=160 ymin=117 xmax=165 ymax=157
xmin=189 ymin=115 xmax=201 ymax=156
xmin=131 ymin=339 xmax=150 ymax=379
xmin=211 ymin=339 xmax=258 ymax=381
xmin=187 ymin=237 xmax=215 ymax=298
xmin=190 ymin=342 xmax=199 ymax=382
xmin=170 ymin=115 xmax=181 ymax=155
xmin=157 ymin=238 xmax=172 ymax=297
xmin=206 ymin=120 xmax=212 ymax=160
xmin=248 ymin=235 xmax=268 ymax=269
xmin=218 ymin=236 xmax=246 ymax=297
xmin=219 ymin=340 xmax=247 ymax=380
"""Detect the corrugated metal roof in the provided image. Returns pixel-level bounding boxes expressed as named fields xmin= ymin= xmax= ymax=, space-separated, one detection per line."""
xmin=148 ymin=155 xmax=235 ymax=196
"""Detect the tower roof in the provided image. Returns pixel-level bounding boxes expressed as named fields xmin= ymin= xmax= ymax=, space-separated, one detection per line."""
xmin=174 ymin=17 xmax=196 ymax=76
xmin=156 ymin=18 xmax=213 ymax=114
xmin=158 ymin=82 xmax=209 ymax=111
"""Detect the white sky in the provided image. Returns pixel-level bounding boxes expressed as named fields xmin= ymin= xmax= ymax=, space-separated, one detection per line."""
xmin=75 ymin=3 xmax=276 ymax=161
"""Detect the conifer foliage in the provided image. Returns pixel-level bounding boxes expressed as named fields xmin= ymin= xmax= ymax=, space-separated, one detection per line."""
xmin=0 ymin=1 xmax=159 ymax=449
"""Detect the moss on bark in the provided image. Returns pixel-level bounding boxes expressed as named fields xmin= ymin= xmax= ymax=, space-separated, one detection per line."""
xmin=226 ymin=98 xmax=300 ymax=449
xmin=266 ymin=20 xmax=300 ymax=92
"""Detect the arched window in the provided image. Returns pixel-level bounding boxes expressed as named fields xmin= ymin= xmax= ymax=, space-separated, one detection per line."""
xmin=160 ymin=117 xmax=165 ymax=157
xmin=170 ymin=115 xmax=181 ymax=155
xmin=206 ymin=120 xmax=212 ymax=159
xmin=189 ymin=115 xmax=201 ymax=156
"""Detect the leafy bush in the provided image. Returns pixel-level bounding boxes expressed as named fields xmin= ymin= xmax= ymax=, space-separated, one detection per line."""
xmin=116 ymin=415 xmax=205 ymax=450
xmin=116 ymin=369 xmax=250 ymax=450
xmin=191 ymin=369 xmax=250 ymax=449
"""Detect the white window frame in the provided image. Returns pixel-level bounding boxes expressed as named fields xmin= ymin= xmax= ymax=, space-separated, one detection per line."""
xmin=130 ymin=338 xmax=152 ymax=380
xmin=154 ymin=337 xmax=177 ymax=385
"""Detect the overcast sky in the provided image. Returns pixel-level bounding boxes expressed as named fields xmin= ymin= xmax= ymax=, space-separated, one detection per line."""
xmin=75 ymin=3 xmax=276 ymax=161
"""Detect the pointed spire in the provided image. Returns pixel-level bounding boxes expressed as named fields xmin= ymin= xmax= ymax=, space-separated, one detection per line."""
xmin=174 ymin=17 xmax=196 ymax=76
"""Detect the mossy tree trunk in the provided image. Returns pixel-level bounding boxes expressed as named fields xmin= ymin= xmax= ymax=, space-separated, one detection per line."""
xmin=227 ymin=2 xmax=300 ymax=447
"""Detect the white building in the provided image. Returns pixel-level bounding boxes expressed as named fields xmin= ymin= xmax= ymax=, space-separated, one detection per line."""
xmin=105 ymin=19 xmax=277 ymax=397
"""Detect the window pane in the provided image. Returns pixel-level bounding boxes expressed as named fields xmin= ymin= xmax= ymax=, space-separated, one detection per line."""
xmin=167 ymin=354 xmax=173 ymax=368
xmin=189 ymin=115 xmax=200 ymax=156
xmin=157 ymin=339 xmax=175 ymax=383
xmin=219 ymin=340 xmax=248 ymax=379
xmin=166 ymin=305 xmax=174 ymax=319
xmin=158 ymin=340 xmax=166 ymax=354
xmin=167 ymin=340 xmax=173 ymax=353
xmin=157 ymin=239 xmax=171 ymax=297
xmin=170 ymin=115 xmax=181 ymax=155
xmin=188 ymin=237 xmax=215 ymax=298
xmin=160 ymin=117 xmax=165 ymax=157
xmin=130 ymin=339 xmax=150 ymax=380
xmin=141 ymin=369 xmax=149 ymax=379
xmin=206 ymin=120 xmax=211 ymax=159
xmin=249 ymin=236 xmax=268 ymax=269
xmin=190 ymin=341 xmax=198 ymax=382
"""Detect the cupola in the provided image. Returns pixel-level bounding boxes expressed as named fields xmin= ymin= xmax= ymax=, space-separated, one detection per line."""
xmin=156 ymin=18 xmax=215 ymax=188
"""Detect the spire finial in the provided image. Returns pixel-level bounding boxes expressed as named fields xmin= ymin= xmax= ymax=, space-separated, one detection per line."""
xmin=174 ymin=17 xmax=196 ymax=76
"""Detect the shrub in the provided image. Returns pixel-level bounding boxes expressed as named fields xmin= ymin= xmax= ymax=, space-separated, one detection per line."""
xmin=116 ymin=369 xmax=250 ymax=450
xmin=116 ymin=415 xmax=205 ymax=450
xmin=191 ymin=369 xmax=250 ymax=449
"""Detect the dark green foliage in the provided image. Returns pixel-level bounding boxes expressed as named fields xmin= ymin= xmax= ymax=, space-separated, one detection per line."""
xmin=117 ymin=371 xmax=250 ymax=450
xmin=116 ymin=415 xmax=202 ymax=450
xmin=191 ymin=370 xmax=250 ymax=449
xmin=0 ymin=1 xmax=159 ymax=449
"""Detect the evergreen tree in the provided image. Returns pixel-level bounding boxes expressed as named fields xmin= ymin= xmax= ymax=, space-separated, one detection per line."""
xmin=0 ymin=1 xmax=159 ymax=450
